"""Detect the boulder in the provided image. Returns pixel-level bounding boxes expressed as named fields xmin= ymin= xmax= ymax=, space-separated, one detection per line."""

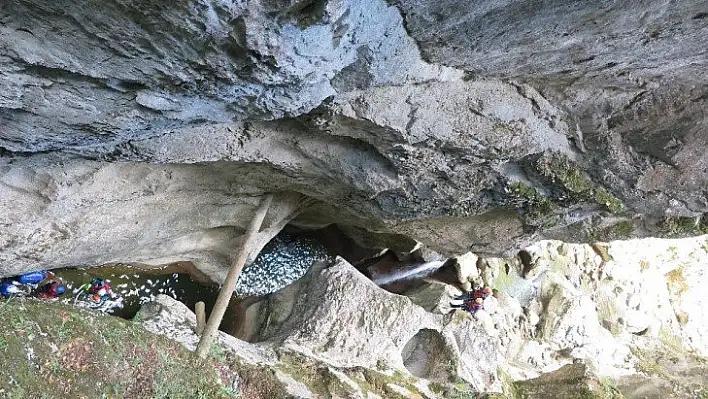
xmin=511 ymin=363 xmax=624 ymax=399
xmin=257 ymin=257 xmax=444 ymax=370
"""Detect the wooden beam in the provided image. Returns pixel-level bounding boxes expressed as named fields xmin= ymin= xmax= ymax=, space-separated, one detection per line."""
xmin=195 ymin=194 xmax=273 ymax=358
xmin=195 ymin=301 xmax=206 ymax=335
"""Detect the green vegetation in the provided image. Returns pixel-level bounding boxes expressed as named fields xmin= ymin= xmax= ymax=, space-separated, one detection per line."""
xmin=665 ymin=267 xmax=689 ymax=296
xmin=593 ymin=188 xmax=624 ymax=214
xmin=630 ymin=342 xmax=708 ymax=398
xmin=506 ymin=154 xmax=628 ymax=233
xmin=277 ymin=353 xmax=352 ymax=398
xmin=534 ymin=153 xmax=624 ymax=214
xmin=0 ymin=298 xmax=238 ymax=398
xmin=536 ymin=154 xmax=592 ymax=193
xmin=508 ymin=182 xmax=557 ymax=228
xmin=492 ymin=122 xmax=517 ymax=134
xmin=498 ymin=367 xmax=521 ymax=399
xmin=498 ymin=364 xmax=625 ymax=399
xmin=350 ymin=367 xmax=422 ymax=399
xmin=588 ymin=220 xmax=636 ymax=242
xmin=662 ymin=215 xmax=708 ymax=238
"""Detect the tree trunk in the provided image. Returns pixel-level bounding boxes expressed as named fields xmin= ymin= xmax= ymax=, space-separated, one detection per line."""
xmin=195 ymin=194 xmax=274 ymax=358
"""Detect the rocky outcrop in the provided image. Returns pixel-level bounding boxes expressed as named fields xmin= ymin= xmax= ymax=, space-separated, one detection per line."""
xmin=256 ymin=258 xmax=444 ymax=369
xmin=135 ymin=234 xmax=708 ymax=397
xmin=2 ymin=0 xmax=707 ymax=279
xmin=509 ymin=363 xmax=624 ymax=399
xmin=475 ymin=234 xmax=708 ymax=397
xmin=392 ymin=0 xmax=708 ymax=222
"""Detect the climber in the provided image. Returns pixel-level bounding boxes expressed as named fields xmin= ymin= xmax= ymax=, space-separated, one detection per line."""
xmin=0 ymin=282 xmax=22 ymax=298
xmin=16 ymin=270 xmax=54 ymax=285
xmin=450 ymin=297 xmax=484 ymax=314
xmin=84 ymin=278 xmax=113 ymax=303
xmin=452 ymin=285 xmax=493 ymax=301
xmin=38 ymin=280 xmax=67 ymax=300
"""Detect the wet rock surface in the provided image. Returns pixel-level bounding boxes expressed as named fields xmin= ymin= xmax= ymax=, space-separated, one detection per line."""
xmin=236 ymin=233 xmax=332 ymax=297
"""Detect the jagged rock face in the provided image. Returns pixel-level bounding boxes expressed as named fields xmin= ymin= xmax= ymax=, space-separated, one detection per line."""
xmin=510 ymin=363 xmax=624 ymax=399
xmin=257 ymin=258 xmax=445 ymax=369
xmin=1 ymin=0 xmax=707 ymax=275
xmin=138 ymin=236 xmax=708 ymax=397
xmin=391 ymin=0 xmax=708 ymax=228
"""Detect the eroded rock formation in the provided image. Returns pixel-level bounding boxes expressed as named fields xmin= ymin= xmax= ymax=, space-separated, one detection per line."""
xmin=1 ymin=0 xmax=707 ymax=278
xmin=138 ymin=234 xmax=708 ymax=397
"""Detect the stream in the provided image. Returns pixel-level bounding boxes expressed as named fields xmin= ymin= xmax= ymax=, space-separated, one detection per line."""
xmin=1 ymin=226 xmax=457 ymax=328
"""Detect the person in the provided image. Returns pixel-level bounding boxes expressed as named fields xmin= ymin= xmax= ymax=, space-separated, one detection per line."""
xmin=0 ymin=282 xmax=22 ymax=298
xmin=453 ymin=286 xmax=493 ymax=301
xmin=38 ymin=281 xmax=66 ymax=300
xmin=16 ymin=270 xmax=54 ymax=285
xmin=450 ymin=297 xmax=484 ymax=314
xmin=86 ymin=278 xmax=112 ymax=302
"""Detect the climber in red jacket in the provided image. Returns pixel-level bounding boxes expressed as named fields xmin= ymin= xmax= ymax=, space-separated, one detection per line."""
xmin=450 ymin=297 xmax=484 ymax=314
xmin=453 ymin=286 xmax=493 ymax=301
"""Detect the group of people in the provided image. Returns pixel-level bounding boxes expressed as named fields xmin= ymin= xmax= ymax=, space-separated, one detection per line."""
xmin=449 ymin=285 xmax=493 ymax=315
xmin=0 ymin=270 xmax=113 ymax=305
xmin=0 ymin=270 xmax=65 ymax=299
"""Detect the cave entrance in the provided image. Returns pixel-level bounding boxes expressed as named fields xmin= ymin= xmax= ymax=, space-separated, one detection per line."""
xmin=242 ymin=223 xmax=462 ymax=297
xmin=401 ymin=328 xmax=457 ymax=381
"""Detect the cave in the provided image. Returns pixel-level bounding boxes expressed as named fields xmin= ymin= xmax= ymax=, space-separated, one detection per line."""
xmin=2 ymin=0 xmax=707 ymax=397
xmin=401 ymin=329 xmax=457 ymax=381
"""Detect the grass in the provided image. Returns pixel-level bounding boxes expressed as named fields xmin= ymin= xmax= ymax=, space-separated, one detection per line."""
xmin=0 ymin=298 xmax=239 ymax=398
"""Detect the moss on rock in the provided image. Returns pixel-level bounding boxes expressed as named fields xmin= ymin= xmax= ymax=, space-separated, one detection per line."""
xmin=661 ymin=215 xmax=708 ymax=238
xmin=512 ymin=364 xmax=625 ymax=399
xmin=0 ymin=298 xmax=238 ymax=398
xmin=588 ymin=220 xmax=636 ymax=242
xmin=533 ymin=153 xmax=624 ymax=214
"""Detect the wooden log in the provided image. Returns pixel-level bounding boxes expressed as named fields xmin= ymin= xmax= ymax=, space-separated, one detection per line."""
xmin=195 ymin=301 xmax=206 ymax=335
xmin=195 ymin=194 xmax=273 ymax=358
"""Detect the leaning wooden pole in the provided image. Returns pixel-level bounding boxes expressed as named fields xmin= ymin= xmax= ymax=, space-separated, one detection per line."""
xmin=195 ymin=194 xmax=273 ymax=358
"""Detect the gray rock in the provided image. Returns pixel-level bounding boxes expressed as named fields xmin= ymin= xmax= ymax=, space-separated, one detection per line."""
xmin=511 ymin=363 xmax=624 ymax=399
xmin=1 ymin=0 xmax=707 ymax=282
xmin=258 ymin=257 xmax=443 ymax=369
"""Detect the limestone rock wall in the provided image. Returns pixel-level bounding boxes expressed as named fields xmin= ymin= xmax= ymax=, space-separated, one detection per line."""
xmin=1 ymin=0 xmax=707 ymax=278
xmin=138 ymin=235 xmax=708 ymax=397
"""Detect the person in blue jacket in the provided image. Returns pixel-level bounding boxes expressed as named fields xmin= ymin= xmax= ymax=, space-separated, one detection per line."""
xmin=16 ymin=270 xmax=54 ymax=285
xmin=0 ymin=282 xmax=22 ymax=298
